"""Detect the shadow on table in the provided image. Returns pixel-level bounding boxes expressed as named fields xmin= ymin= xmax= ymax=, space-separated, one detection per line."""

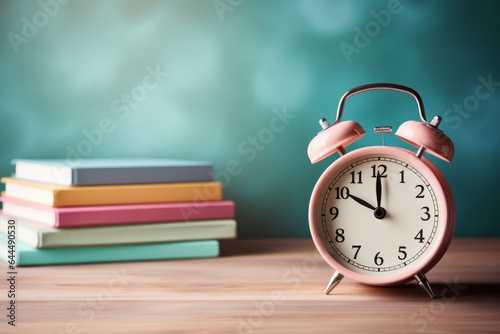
xmin=361 ymin=281 xmax=500 ymax=301
xmin=219 ymin=239 xmax=314 ymax=257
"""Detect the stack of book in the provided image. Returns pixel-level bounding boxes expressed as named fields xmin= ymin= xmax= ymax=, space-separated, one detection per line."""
xmin=0 ymin=159 xmax=236 ymax=266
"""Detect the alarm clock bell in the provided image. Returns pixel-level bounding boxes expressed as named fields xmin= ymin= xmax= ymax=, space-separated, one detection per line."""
xmin=396 ymin=117 xmax=454 ymax=163
xmin=307 ymin=120 xmax=365 ymax=163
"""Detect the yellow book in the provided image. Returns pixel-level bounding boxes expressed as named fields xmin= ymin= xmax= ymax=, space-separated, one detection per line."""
xmin=1 ymin=177 xmax=222 ymax=207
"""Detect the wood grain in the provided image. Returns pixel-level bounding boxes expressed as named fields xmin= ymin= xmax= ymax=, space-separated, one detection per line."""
xmin=1 ymin=238 xmax=499 ymax=333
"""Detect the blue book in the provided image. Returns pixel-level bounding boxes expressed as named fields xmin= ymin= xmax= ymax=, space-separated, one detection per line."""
xmin=0 ymin=235 xmax=219 ymax=266
xmin=12 ymin=158 xmax=213 ymax=186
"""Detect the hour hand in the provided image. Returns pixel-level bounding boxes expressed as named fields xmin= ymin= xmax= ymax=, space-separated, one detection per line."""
xmin=348 ymin=193 xmax=376 ymax=211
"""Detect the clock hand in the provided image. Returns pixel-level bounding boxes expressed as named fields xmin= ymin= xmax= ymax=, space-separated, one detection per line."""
xmin=376 ymin=171 xmax=382 ymax=209
xmin=374 ymin=171 xmax=386 ymax=219
xmin=348 ymin=193 xmax=376 ymax=211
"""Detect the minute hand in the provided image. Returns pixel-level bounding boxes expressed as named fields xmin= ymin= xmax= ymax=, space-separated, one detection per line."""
xmin=376 ymin=171 xmax=382 ymax=208
xmin=348 ymin=194 xmax=376 ymax=211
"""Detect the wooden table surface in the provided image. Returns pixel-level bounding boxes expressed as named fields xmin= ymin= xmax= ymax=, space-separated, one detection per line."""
xmin=1 ymin=238 xmax=499 ymax=333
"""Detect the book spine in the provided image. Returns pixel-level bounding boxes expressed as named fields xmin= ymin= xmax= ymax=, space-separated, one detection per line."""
xmin=74 ymin=165 xmax=214 ymax=185
xmin=53 ymin=182 xmax=222 ymax=207
xmin=14 ymin=240 xmax=219 ymax=266
xmin=56 ymin=201 xmax=235 ymax=227
xmin=39 ymin=220 xmax=236 ymax=248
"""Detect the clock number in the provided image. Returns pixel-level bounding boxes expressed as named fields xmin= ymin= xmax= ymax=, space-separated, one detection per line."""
xmin=352 ymin=245 xmax=361 ymax=259
xmin=398 ymin=246 xmax=407 ymax=260
xmin=414 ymin=229 xmax=425 ymax=243
xmin=420 ymin=206 xmax=431 ymax=221
xmin=399 ymin=170 xmax=405 ymax=183
xmin=415 ymin=185 xmax=425 ymax=198
xmin=371 ymin=164 xmax=387 ymax=178
xmin=335 ymin=228 xmax=345 ymax=243
xmin=334 ymin=187 xmax=350 ymax=199
xmin=350 ymin=171 xmax=363 ymax=184
xmin=329 ymin=207 xmax=339 ymax=220
xmin=374 ymin=252 xmax=384 ymax=266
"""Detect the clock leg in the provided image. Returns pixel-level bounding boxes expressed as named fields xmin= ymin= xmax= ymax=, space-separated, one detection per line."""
xmin=414 ymin=272 xmax=435 ymax=299
xmin=324 ymin=271 xmax=344 ymax=295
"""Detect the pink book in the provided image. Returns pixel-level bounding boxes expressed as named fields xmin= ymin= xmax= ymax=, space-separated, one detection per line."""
xmin=0 ymin=196 xmax=234 ymax=228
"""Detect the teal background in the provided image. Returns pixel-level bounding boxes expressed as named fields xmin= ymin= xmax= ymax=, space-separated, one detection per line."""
xmin=1 ymin=0 xmax=499 ymax=237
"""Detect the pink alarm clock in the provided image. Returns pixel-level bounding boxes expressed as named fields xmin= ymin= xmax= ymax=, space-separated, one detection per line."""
xmin=307 ymin=83 xmax=455 ymax=298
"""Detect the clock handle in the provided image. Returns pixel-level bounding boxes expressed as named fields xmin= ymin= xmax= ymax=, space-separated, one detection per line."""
xmin=308 ymin=83 xmax=453 ymax=163
xmin=332 ymin=83 xmax=428 ymax=125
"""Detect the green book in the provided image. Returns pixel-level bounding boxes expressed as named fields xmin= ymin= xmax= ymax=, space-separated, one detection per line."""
xmin=0 ymin=214 xmax=236 ymax=248
xmin=0 ymin=234 xmax=219 ymax=266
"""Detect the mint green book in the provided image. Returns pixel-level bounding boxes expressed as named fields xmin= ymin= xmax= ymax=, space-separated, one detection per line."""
xmin=0 ymin=234 xmax=219 ymax=266
xmin=0 ymin=214 xmax=236 ymax=248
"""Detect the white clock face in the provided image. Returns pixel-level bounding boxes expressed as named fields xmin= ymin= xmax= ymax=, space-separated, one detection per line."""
xmin=313 ymin=153 xmax=441 ymax=277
